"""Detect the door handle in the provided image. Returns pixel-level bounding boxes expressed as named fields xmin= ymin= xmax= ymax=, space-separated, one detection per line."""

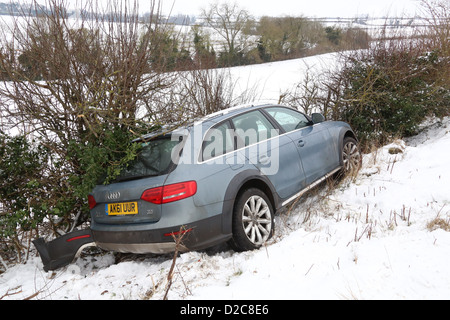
xmin=297 ymin=140 xmax=305 ymax=147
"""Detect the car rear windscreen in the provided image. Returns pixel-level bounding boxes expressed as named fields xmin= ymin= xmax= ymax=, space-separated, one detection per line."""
xmin=108 ymin=136 xmax=181 ymax=183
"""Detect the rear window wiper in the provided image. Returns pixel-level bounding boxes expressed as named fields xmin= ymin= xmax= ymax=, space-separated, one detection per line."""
xmin=115 ymin=174 xmax=159 ymax=182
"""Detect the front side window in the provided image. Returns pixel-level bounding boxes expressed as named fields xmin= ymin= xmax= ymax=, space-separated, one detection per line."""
xmin=232 ymin=110 xmax=277 ymax=148
xmin=266 ymin=107 xmax=310 ymax=132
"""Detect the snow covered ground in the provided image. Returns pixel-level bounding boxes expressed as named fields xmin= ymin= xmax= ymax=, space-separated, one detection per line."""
xmin=1 ymin=54 xmax=449 ymax=300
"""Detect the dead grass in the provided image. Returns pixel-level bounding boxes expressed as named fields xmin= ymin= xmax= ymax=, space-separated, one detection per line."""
xmin=427 ymin=217 xmax=450 ymax=232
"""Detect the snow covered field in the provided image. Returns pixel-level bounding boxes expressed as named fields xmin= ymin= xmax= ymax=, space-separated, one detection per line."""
xmin=1 ymin=54 xmax=449 ymax=300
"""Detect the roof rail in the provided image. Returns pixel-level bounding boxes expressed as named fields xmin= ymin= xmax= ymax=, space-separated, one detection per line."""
xmin=194 ymin=102 xmax=270 ymax=125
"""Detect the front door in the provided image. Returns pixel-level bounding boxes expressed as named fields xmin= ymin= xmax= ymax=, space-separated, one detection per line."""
xmin=264 ymin=106 xmax=335 ymax=185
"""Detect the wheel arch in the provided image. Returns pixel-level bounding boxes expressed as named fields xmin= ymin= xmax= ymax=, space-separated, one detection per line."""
xmin=220 ymin=169 xmax=279 ymax=235
xmin=344 ymin=129 xmax=357 ymax=141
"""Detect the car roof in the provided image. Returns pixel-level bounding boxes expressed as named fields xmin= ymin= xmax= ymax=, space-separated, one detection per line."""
xmin=136 ymin=103 xmax=280 ymax=141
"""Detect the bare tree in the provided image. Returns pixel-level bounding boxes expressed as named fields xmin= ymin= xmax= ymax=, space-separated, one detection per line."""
xmin=279 ymin=65 xmax=322 ymax=115
xmin=420 ymin=0 xmax=449 ymax=55
xmin=0 ymin=0 xmax=179 ymax=135
xmin=201 ymin=2 xmax=252 ymax=66
xmin=419 ymin=0 xmax=450 ymax=90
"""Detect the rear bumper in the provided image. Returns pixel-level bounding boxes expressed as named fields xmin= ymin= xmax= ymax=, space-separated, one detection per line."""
xmin=33 ymin=229 xmax=96 ymax=272
xmin=34 ymin=215 xmax=231 ymax=271
xmin=92 ymin=214 xmax=231 ymax=254
xmin=92 ymin=226 xmax=190 ymax=254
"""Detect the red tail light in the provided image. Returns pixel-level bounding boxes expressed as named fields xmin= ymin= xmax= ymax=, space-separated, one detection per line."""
xmin=140 ymin=186 xmax=163 ymax=204
xmin=88 ymin=195 xmax=97 ymax=209
xmin=162 ymin=181 xmax=197 ymax=203
xmin=141 ymin=181 xmax=197 ymax=204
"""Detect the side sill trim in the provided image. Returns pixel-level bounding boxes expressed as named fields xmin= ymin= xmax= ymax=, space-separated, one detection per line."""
xmin=281 ymin=167 xmax=341 ymax=207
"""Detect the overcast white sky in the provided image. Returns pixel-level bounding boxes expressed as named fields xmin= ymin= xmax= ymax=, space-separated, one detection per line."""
xmin=158 ymin=0 xmax=424 ymax=17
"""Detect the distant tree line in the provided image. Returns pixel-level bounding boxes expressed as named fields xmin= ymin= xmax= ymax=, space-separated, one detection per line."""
xmin=195 ymin=2 xmax=370 ymax=68
xmin=0 ymin=1 xmax=50 ymax=16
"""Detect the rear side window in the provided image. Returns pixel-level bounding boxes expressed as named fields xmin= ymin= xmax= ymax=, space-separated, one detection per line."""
xmin=202 ymin=121 xmax=234 ymax=161
xmin=266 ymin=107 xmax=310 ymax=132
xmin=232 ymin=110 xmax=277 ymax=148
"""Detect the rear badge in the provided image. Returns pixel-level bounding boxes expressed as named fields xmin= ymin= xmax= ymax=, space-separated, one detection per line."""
xmin=106 ymin=191 xmax=121 ymax=200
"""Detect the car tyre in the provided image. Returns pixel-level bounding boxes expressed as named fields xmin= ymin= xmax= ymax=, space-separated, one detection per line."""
xmin=229 ymin=188 xmax=274 ymax=252
xmin=341 ymin=137 xmax=362 ymax=176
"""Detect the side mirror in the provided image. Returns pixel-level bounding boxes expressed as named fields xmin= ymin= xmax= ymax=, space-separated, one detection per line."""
xmin=311 ymin=113 xmax=325 ymax=124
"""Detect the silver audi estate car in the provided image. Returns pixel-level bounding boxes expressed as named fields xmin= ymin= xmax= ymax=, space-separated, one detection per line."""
xmin=34 ymin=104 xmax=361 ymax=271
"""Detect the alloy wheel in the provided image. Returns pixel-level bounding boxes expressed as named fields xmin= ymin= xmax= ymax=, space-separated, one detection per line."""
xmin=342 ymin=139 xmax=361 ymax=174
xmin=241 ymin=195 xmax=272 ymax=245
